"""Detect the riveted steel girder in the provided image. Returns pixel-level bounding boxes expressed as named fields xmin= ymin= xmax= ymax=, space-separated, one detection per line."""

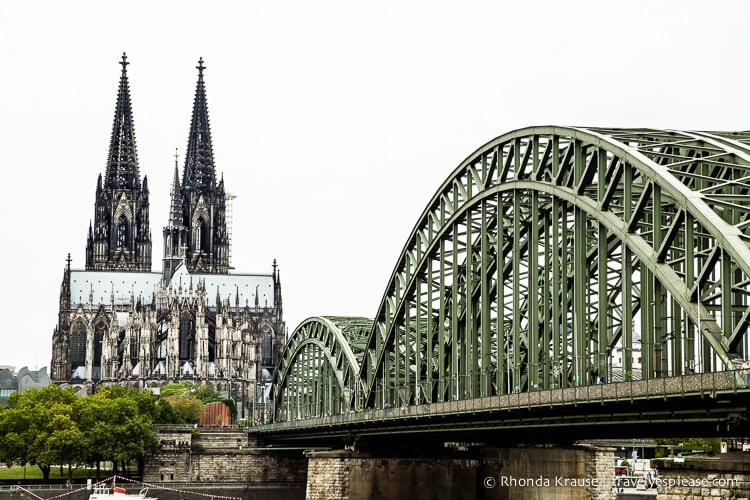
xmin=273 ymin=126 xmax=750 ymax=418
xmin=358 ymin=126 xmax=750 ymax=409
xmin=272 ymin=316 xmax=372 ymax=419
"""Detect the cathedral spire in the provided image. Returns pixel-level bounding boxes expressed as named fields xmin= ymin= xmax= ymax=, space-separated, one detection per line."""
xmin=168 ymin=151 xmax=183 ymax=227
xmin=183 ymin=57 xmax=216 ymax=192
xmin=86 ymin=53 xmax=152 ymax=272
xmin=105 ymin=53 xmax=140 ymax=191
xmin=170 ymin=58 xmax=229 ymax=275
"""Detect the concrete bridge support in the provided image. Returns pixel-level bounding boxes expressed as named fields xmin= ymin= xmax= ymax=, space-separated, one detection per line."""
xmin=306 ymin=444 xmax=616 ymax=500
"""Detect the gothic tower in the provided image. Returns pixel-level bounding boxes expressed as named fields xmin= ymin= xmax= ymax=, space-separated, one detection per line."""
xmin=163 ymin=154 xmax=188 ymax=281
xmin=163 ymin=58 xmax=229 ymax=277
xmin=53 ymin=55 xmax=287 ymax=411
xmin=86 ymin=53 xmax=152 ymax=272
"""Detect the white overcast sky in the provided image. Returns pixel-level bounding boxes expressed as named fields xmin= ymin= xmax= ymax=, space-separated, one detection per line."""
xmin=2 ymin=1 xmax=749 ymax=371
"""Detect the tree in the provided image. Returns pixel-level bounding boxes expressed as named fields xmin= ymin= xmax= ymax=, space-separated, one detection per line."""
xmin=0 ymin=405 xmax=33 ymax=471
xmin=73 ymin=387 xmax=159 ymax=478
xmin=154 ymin=398 xmax=183 ymax=424
xmin=0 ymin=385 xmax=80 ymax=480
xmin=192 ymin=384 xmax=223 ymax=404
xmin=159 ymin=381 xmax=194 ymax=398
xmin=0 ymin=385 xmax=161 ymax=481
xmin=653 ymin=437 xmax=723 ymax=458
xmin=34 ymin=406 xmax=87 ymax=481
xmin=160 ymin=382 xmax=222 ymax=403
xmin=163 ymin=394 xmax=203 ymax=423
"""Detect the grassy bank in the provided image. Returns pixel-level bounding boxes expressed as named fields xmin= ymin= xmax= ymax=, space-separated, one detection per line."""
xmin=0 ymin=466 xmax=97 ymax=480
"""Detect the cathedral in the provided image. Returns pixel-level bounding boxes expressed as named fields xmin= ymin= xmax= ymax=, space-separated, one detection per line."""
xmin=50 ymin=54 xmax=286 ymax=415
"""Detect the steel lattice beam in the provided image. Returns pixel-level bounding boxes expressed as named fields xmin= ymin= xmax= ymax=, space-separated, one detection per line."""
xmin=272 ymin=126 xmax=750 ymax=419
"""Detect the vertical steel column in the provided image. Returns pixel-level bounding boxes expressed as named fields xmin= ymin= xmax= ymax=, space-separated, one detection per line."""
xmin=670 ymin=296 xmax=682 ymax=376
xmin=642 ymin=268 xmax=654 ymax=380
xmin=542 ymin=204 xmax=552 ymax=389
xmin=438 ymin=237 xmax=447 ymax=401
xmin=721 ymin=250 xmax=733 ymax=369
xmin=451 ymin=225 xmax=460 ymax=399
xmin=552 ymin=196 xmax=562 ymax=387
xmin=573 ymin=203 xmax=587 ymax=386
xmin=427 ymin=257 xmax=434 ymax=402
xmin=597 ymin=222 xmax=608 ymax=382
xmin=653 ymin=184 xmax=667 ymax=377
xmin=528 ymin=191 xmax=540 ymax=389
xmin=496 ymin=192 xmax=506 ymax=394
xmin=512 ymin=190 xmax=522 ymax=392
xmin=596 ymin=147 xmax=609 ymax=383
xmin=465 ymin=210 xmax=475 ymax=398
xmin=413 ymin=275 xmax=421 ymax=405
xmin=480 ymin=200 xmax=492 ymax=397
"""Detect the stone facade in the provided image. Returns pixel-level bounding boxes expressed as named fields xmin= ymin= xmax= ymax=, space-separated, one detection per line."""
xmin=305 ymin=445 xmax=616 ymax=500
xmin=146 ymin=429 xmax=619 ymax=499
xmin=144 ymin=427 xmax=306 ymax=484
xmin=50 ymin=55 xmax=286 ymax=406
xmin=583 ymin=444 xmax=618 ymax=500
xmin=306 ymin=451 xmax=352 ymax=500
xmin=652 ymin=455 xmax=750 ymax=499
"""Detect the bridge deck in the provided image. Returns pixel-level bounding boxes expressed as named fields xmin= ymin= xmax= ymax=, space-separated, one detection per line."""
xmin=259 ymin=370 xmax=750 ymax=443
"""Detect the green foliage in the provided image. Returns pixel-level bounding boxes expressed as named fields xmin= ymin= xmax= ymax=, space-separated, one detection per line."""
xmin=154 ymin=398 xmax=183 ymax=424
xmin=159 ymin=381 xmax=194 ymax=398
xmin=0 ymin=385 xmax=160 ymax=481
xmin=193 ymin=384 xmax=223 ymax=403
xmin=0 ymin=385 xmax=82 ymax=479
xmin=653 ymin=437 xmax=724 ymax=457
xmin=160 ymin=382 xmax=223 ymax=403
xmin=163 ymin=394 xmax=203 ymax=423
xmin=220 ymin=398 xmax=237 ymax=419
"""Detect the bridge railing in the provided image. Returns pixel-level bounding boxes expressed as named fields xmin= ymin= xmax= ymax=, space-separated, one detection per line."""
xmin=264 ymin=369 xmax=748 ymax=431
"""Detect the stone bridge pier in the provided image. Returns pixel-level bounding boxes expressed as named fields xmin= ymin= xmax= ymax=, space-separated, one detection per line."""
xmin=305 ymin=444 xmax=616 ymax=500
xmin=143 ymin=427 xmax=618 ymax=499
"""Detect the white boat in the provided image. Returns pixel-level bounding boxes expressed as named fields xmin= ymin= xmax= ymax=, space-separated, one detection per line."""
xmin=89 ymin=484 xmax=156 ymax=499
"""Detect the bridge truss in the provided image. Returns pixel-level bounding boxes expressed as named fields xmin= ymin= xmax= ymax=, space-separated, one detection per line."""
xmin=273 ymin=126 xmax=750 ymax=421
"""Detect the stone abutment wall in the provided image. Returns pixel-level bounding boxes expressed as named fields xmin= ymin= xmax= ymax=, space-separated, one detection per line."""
xmin=306 ymin=445 xmax=616 ymax=500
xmin=652 ymin=455 xmax=750 ymax=499
xmin=144 ymin=427 xmax=306 ymax=484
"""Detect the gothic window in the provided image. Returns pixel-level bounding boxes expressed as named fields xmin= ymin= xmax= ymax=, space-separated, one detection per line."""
xmin=179 ymin=313 xmax=194 ymax=361
xmin=71 ymin=322 xmax=87 ymax=367
xmin=92 ymin=323 xmax=106 ymax=381
xmin=93 ymin=323 xmax=106 ymax=367
xmin=117 ymin=215 xmax=129 ymax=247
xmin=262 ymin=336 xmax=272 ymax=367
xmin=195 ymin=218 xmax=208 ymax=252
xmin=156 ymin=319 xmax=169 ymax=359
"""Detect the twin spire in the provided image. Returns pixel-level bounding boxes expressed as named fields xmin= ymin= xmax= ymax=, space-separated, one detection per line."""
xmin=87 ymin=53 xmax=227 ymax=275
xmin=183 ymin=57 xmax=217 ymax=193
xmin=104 ymin=53 xmax=140 ymax=191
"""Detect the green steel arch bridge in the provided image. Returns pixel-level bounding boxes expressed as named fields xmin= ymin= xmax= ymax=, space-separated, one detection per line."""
xmin=263 ymin=126 xmax=750 ymax=445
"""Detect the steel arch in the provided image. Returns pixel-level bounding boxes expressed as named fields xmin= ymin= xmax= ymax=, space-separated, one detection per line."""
xmin=272 ymin=126 xmax=750 ymax=418
xmin=272 ymin=316 xmax=372 ymax=420
xmin=359 ymin=126 xmax=750 ymax=408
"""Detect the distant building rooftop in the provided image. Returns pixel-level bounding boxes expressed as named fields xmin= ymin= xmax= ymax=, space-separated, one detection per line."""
xmin=0 ymin=366 xmax=51 ymax=405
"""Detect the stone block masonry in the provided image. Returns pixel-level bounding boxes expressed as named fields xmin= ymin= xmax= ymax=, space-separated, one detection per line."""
xmin=143 ymin=427 xmax=307 ymax=484
xmin=652 ymin=454 xmax=750 ymax=499
xmin=147 ymin=428 xmax=618 ymax=498
xmin=306 ymin=445 xmax=616 ymax=500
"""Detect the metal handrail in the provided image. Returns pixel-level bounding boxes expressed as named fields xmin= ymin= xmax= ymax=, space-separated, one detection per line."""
xmin=263 ymin=369 xmax=748 ymax=431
